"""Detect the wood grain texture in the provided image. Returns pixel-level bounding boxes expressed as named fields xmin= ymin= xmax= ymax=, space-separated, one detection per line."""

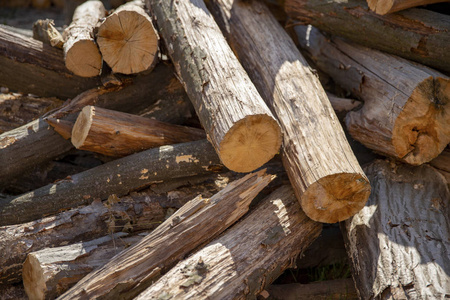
xmin=342 ymin=160 xmax=450 ymax=299
xmin=367 ymin=0 xmax=450 ymax=14
xmin=147 ymin=0 xmax=282 ymax=173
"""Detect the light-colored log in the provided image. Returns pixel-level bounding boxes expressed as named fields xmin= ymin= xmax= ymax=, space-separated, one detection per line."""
xmin=63 ymin=0 xmax=105 ymax=77
xmin=97 ymin=0 xmax=159 ymax=74
xmin=367 ymin=0 xmax=450 ymax=15
xmin=147 ymin=0 xmax=282 ymax=173
xmin=295 ymin=25 xmax=450 ymax=165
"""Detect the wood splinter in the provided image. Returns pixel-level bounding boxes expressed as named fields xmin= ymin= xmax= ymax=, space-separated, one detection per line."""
xmin=367 ymin=0 xmax=450 ymax=15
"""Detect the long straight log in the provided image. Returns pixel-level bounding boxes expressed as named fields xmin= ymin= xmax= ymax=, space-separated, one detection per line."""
xmin=342 ymin=160 xmax=450 ymax=299
xmin=295 ymin=25 xmax=450 ymax=165
xmin=147 ymin=0 xmax=282 ymax=173
xmin=59 ymin=170 xmax=272 ymax=299
xmin=135 ymin=185 xmax=321 ymax=299
xmin=0 ymin=139 xmax=222 ymax=226
xmin=367 ymin=0 xmax=450 ymax=14
xmin=284 ymin=0 xmax=450 ymax=73
xmin=207 ymin=0 xmax=370 ymax=223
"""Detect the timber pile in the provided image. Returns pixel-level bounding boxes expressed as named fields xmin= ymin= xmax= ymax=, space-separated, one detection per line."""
xmin=0 ymin=0 xmax=448 ymax=299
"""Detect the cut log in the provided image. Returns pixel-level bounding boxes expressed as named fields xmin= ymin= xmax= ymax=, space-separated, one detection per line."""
xmin=367 ymin=0 xmax=450 ymax=14
xmin=23 ymin=233 xmax=145 ymax=300
xmin=284 ymin=0 xmax=450 ymax=73
xmin=295 ymin=25 xmax=450 ymax=165
xmin=147 ymin=0 xmax=282 ymax=173
xmin=0 ymin=171 xmax=236 ymax=285
xmin=0 ymin=139 xmax=222 ymax=226
xmin=135 ymin=185 xmax=321 ymax=299
xmin=208 ymin=0 xmax=370 ymax=223
xmin=71 ymin=106 xmax=205 ymax=157
xmin=342 ymin=160 xmax=450 ymax=299
xmin=0 ymin=26 xmax=101 ymax=98
xmin=97 ymin=0 xmax=159 ymax=74
xmin=59 ymin=170 xmax=272 ymax=299
xmin=63 ymin=0 xmax=105 ymax=77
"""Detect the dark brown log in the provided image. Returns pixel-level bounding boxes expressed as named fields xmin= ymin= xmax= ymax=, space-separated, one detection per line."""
xmin=0 ymin=284 xmax=27 ymax=300
xmin=147 ymin=0 xmax=282 ymax=173
xmin=367 ymin=0 xmax=450 ymax=14
xmin=59 ymin=170 xmax=272 ymax=299
xmin=97 ymin=0 xmax=159 ymax=74
xmin=71 ymin=106 xmax=205 ymax=157
xmin=135 ymin=185 xmax=322 ymax=299
xmin=295 ymin=25 xmax=450 ymax=165
xmin=63 ymin=0 xmax=105 ymax=77
xmin=342 ymin=160 xmax=450 ymax=299
xmin=284 ymin=0 xmax=450 ymax=73
xmin=429 ymin=147 xmax=450 ymax=173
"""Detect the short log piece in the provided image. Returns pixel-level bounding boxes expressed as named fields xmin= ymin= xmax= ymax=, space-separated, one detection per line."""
xmin=147 ymin=0 xmax=282 ymax=173
xmin=97 ymin=0 xmax=159 ymax=74
xmin=367 ymin=0 xmax=450 ymax=14
xmin=295 ymin=25 xmax=450 ymax=165
xmin=342 ymin=160 xmax=450 ymax=299
xmin=63 ymin=0 xmax=105 ymax=77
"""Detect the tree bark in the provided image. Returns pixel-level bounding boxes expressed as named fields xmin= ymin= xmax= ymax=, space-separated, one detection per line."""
xmin=0 ymin=139 xmax=222 ymax=226
xmin=342 ymin=160 xmax=450 ymax=299
xmin=135 ymin=185 xmax=321 ymax=299
xmin=207 ymin=0 xmax=370 ymax=223
xmin=63 ymin=0 xmax=105 ymax=77
xmin=295 ymin=25 xmax=450 ymax=165
xmin=367 ymin=0 xmax=450 ymax=15
xmin=147 ymin=0 xmax=282 ymax=173
xmin=0 ymin=26 xmax=101 ymax=98
xmin=97 ymin=0 xmax=159 ymax=74
xmin=284 ymin=0 xmax=450 ymax=73
xmin=71 ymin=106 xmax=205 ymax=157
xmin=59 ymin=170 xmax=272 ymax=300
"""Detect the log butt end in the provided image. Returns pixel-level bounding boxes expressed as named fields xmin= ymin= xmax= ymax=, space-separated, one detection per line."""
xmin=72 ymin=105 xmax=94 ymax=149
xmin=300 ymin=173 xmax=371 ymax=223
xmin=218 ymin=114 xmax=282 ymax=173
xmin=23 ymin=254 xmax=46 ymax=300
xmin=65 ymin=40 xmax=102 ymax=77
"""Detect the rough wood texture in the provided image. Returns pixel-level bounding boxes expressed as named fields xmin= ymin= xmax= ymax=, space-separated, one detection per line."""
xmin=284 ymin=0 xmax=450 ymax=73
xmin=63 ymin=0 xmax=105 ymax=77
xmin=0 ymin=284 xmax=27 ymax=300
xmin=147 ymin=0 xmax=282 ymax=173
xmin=430 ymin=147 xmax=450 ymax=173
xmin=295 ymin=25 xmax=450 ymax=165
xmin=208 ymin=0 xmax=370 ymax=223
xmin=342 ymin=160 xmax=450 ymax=299
xmin=59 ymin=170 xmax=272 ymax=299
xmin=32 ymin=19 xmax=64 ymax=49
xmin=0 ymin=26 xmax=101 ymax=98
xmin=135 ymin=185 xmax=321 ymax=299
xmin=71 ymin=106 xmax=205 ymax=157
xmin=97 ymin=0 xmax=159 ymax=74
xmin=367 ymin=0 xmax=450 ymax=14
xmin=0 ymin=139 xmax=222 ymax=226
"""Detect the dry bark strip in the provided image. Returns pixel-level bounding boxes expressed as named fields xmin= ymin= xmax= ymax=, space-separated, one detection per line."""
xmin=147 ymin=0 xmax=282 ymax=173
xmin=295 ymin=25 xmax=450 ymax=165
xmin=367 ymin=0 xmax=450 ymax=14
xmin=97 ymin=0 xmax=159 ymax=74
xmin=63 ymin=0 xmax=105 ymax=77
xmin=0 ymin=26 xmax=101 ymax=98
xmin=208 ymin=0 xmax=370 ymax=223
xmin=58 ymin=170 xmax=272 ymax=299
xmin=342 ymin=160 xmax=450 ymax=299
xmin=284 ymin=0 xmax=450 ymax=73
xmin=135 ymin=185 xmax=321 ymax=299
xmin=0 ymin=139 xmax=222 ymax=226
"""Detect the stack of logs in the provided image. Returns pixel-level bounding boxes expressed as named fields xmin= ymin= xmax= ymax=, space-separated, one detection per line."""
xmin=0 ymin=0 xmax=449 ymax=299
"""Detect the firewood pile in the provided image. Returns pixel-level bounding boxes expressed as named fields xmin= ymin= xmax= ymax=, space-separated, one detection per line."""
xmin=0 ymin=0 xmax=449 ymax=299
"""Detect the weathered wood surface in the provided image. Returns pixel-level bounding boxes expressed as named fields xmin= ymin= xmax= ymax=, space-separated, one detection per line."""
xmin=63 ymin=0 xmax=105 ymax=77
xmin=342 ymin=160 xmax=450 ymax=299
xmin=32 ymin=19 xmax=64 ymax=49
xmin=97 ymin=0 xmax=159 ymax=74
xmin=59 ymin=170 xmax=272 ymax=299
xmin=284 ymin=0 xmax=450 ymax=73
xmin=147 ymin=0 xmax=282 ymax=173
xmin=0 ymin=284 xmax=27 ymax=300
xmin=367 ymin=0 xmax=450 ymax=14
xmin=0 ymin=26 xmax=101 ymax=98
xmin=71 ymin=106 xmax=205 ymax=157
xmin=295 ymin=25 xmax=450 ymax=165
xmin=0 ymin=139 xmax=222 ymax=226
xmin=208 ymin=0 xmax=370 ymax=223
xmin=135 ymin=185 xmax=321 ymax=299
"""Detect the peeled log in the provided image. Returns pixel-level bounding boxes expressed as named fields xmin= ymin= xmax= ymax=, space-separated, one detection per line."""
xmin=147 ymin=0 xmax=282 ymax=173
xmin=367 ymin=0 xmax=450 ymax=15
xmin=97 ymin=0 xmax=159 ymax=74
xmin=295 ymin=25 xmax=450 ymax=165
xmin=63 ymin=0 xmax=105 ymax=77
